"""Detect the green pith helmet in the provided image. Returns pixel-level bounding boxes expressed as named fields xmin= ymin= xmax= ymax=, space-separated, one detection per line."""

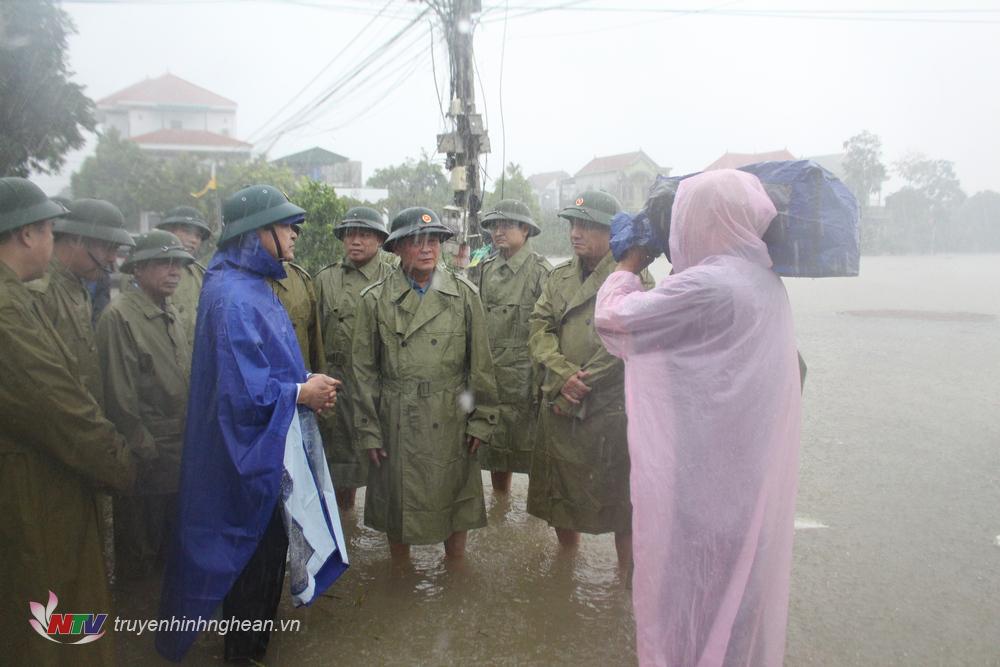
xmin=0 ymin=177 xmax=69 ymax=235
xmin=158 ymin=205 xmax=213 ymax=240
xmin=218 ymin=184 xmax=305 ymax=246
xmin=557 ymin=190 xmax=623 ymax=226
xmin=335 ymin=206 xmax=388 ymax=240
xmin=55 ymin=198 xmax=135 ymax=247
xmin=481 ymin=199 xmax=541 ymax=237
xmin=383 ymin=207 xmax=453 ymax=250
xmin=120 ymin=229 xmax=195 ymax=274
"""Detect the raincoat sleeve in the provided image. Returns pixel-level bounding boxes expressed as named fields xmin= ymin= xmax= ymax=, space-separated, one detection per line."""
xmin=301 ymin=271 xmax=326 ymax=373
xmin=0 ymin=303 xmax=136 ymax=492
xmin=95 ymin=308 xmax=159 ymax=461
xmin=595 ymin=268 xmax=723 ymax=359
xmin=553 ymin=269 xmax=657 ymax=418
xmin=463 ymin=289 xmax=499 ymax=443
xmin=349 ymin=293 xmax=384 ymax=451
xmin=215 ymin=300 xmax=301 ymax=470
xmin=528 ymin=277 xmax=581 ymax=403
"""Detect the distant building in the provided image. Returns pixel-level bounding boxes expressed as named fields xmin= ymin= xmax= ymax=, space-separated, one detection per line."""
xmin=273 ymin=147 xmax=363 ymax=188
xmin=572 ymin=150 xmax=667 ymax=211
xmin=704 ymin=149 xmax=796 ymax=171
xmin=96 ymin=73 xmax=251 ymax=159
xmin=527 ymin=170 xmax=571 ymax=211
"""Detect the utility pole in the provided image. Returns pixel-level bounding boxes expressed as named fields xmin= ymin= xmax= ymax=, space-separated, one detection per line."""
xmin=426 ymin=0 xmax=490 ymax=263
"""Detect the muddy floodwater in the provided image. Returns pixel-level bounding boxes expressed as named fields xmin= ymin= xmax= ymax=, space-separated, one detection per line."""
xmin=117 ymin=254 xmax=1000 ymax=666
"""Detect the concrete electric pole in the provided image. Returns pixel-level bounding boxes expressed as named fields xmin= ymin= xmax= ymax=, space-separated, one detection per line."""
xmin=425 ymin=0 xmax=490 ymax=262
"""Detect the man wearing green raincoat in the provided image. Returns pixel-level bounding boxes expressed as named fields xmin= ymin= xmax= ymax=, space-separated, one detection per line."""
xmin=351 ymin=207 xmax=499 ymax=558
xmin=476 ymin=199 xmax=552 ymax=493
xmin=155 ymin=205 xmax=212 ymax=343
xmin=27 ymin=198 xmax=135 ymax=404
xmin=315 ymin=206 xmax=395 ymax=509
xmin=527 ymin=191 xmax=654 ymax=567
xmin=96 ymin=230 xmax=194 ymax=578
xmin=0 ymin=177 xmax=137 ymax=666
xmin=27 ymin=197 xmax=135 ymax=584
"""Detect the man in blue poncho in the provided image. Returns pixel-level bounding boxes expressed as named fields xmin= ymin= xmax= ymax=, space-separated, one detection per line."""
xmin=157 ymin=185 xmax=348 ymax=662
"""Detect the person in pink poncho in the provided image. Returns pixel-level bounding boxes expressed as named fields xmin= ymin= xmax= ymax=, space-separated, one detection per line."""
xmin=594 ymin=169 xmax=802 ymax=667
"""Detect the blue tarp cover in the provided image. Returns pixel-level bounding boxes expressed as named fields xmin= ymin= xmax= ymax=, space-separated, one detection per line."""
xmin=611 ymin=160 xmax=860 ymax=277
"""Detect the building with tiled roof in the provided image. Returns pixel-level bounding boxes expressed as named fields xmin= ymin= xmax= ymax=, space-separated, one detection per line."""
xmin=704 ymin=149 xmax=796 ymax=171
xmin=96 ymin=73 xmax=250 ymax=159
xmin=572 ymin=150 xmax=667 ymax=211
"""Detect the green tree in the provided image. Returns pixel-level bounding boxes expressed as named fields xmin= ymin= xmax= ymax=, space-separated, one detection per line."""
xmin=0 ymin=0 xmax=96 ymax=176
xmin=71 ymin=129 xmax=162 ymax=228
xmin=289 ymin=179 xmax=347 ymax=274
xmin=892 ymin=154 xmax=966 ymax=252
xmin=366 ymin=152 xmax=452 ymax=216
xmin=842 ymin=130 xmax=887 ymax=208
xmin=216 ymin=157 xmax=299 ymax=197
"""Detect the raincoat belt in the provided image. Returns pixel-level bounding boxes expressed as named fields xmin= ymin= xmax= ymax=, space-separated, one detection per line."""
xmin=381 ymin=377 xmax=461 ymax=397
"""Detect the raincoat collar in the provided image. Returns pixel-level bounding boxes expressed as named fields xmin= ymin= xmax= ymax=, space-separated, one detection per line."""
xmin=493 ymin=244 xmax=531 ymax=274
xmin=51 ymin=255 xmax=86 ymax=289
xmin=212 ymin=233 xmax=288 ymax=281
xmin=391 ymin=265 xmax=460 ymax=302
xmin=563 ymin=251 xmax=615 ymax=317
xmin=124 ymin=287 xmax=175 ymax=321
xmin=0 ymin=260 xmax=18 ymax=285
xmin=347 ymin=254 xmax=380 ymax=281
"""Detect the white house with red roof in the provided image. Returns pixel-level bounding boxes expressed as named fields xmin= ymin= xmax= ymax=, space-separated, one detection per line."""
xmin=571 ymin=150 xmax=668 ymax=211
xmin=96 ymin=73 xmax=251 ymax=158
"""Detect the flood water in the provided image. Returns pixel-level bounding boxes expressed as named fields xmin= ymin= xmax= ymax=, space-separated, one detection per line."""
xmin=116 ymin=254 xmax=1000 ymax=665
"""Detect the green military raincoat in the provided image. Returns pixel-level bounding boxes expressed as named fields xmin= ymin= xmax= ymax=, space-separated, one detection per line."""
xmin=0 ymin=263 xmax=136 ymax=666
xmin=27 ymin=256 xmax=104 ymax=404
xmin=96 ymin=289 xmax=191 ymax=575
xmin=527 ymin=252 xmax=653 ymax=534
xmin=314 ymin=252 xmax=396 ymax=489
xmin=351 ymin=266 xmax=499 ymax=544
xmin=475 ymin=247 xmax=552 ymax=473
xmin=170 ymin=261 xmax=205 ymax=344
xmin=269 ymin=261 xmax=325 ymax=372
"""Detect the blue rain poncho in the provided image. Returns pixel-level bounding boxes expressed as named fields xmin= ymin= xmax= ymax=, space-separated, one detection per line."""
xmin=156 ymin=234 xmax=348 ymax=661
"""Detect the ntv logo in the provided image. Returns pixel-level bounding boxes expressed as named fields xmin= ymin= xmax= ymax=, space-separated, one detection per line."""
xmin=29 ymin=591 xmax=107 ymax=645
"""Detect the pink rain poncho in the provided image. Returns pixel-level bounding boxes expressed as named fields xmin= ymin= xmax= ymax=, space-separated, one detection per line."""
xmin=595 ymin=170 xmax=802 ymax=667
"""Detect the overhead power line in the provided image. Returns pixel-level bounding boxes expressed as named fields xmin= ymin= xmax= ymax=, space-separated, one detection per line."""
xmin=247 ymin=0 xmax=400 ymax=143
xmin=254 ymin=7 xmax=431 ymax=153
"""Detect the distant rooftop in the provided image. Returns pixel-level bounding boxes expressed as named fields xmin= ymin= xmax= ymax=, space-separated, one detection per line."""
xmin=129 ymin=128 xmax=251 ymax=151
xmin=97 ymin=73 xmax=237 ymax=109
xmin=576 ymin=150 xmax=660 ymax=177
xmin=704 ymin=149 xmax=796 ymax=171
xmin=273 ymin=147 xmax=350 ymax=167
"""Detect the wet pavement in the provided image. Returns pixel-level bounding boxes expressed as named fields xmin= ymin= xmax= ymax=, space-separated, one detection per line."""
xmin=115 ymin=254 xmax=1000 ymax=666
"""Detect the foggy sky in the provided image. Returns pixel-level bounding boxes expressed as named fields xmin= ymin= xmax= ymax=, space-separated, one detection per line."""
xmin=31 ymin=0 xmax=1000 ymax=197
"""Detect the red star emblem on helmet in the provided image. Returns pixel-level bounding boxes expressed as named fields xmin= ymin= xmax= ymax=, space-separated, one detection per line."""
xmin=575 ymin=197 xmax=585 ymax=206
xmin=421 ymin=214 xmax=432 ymax=223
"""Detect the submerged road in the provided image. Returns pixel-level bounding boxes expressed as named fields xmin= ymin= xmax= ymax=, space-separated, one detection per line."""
xmin=116 ymin=254 xmax=1000 ymax=665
